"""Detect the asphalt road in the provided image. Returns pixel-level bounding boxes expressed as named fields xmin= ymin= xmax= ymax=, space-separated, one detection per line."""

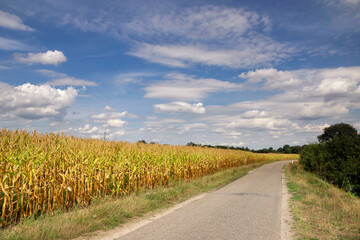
xmin=115 ymin=161 xmax=292 ymax=240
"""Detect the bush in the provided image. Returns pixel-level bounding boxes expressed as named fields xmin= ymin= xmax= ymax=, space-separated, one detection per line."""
xmin=300 ymin=123 xmax=360 ymax=196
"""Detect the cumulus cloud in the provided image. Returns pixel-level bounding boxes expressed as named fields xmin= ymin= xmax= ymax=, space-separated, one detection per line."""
xmin=68 ymin=106 xmax=129 ymax=140
xmin=90 ymin=107 xmax=127 ymax=129
xmin=300 ymin=102 xmax=349 ymax=119
xmin=239 ymin=68 xmax=301 ymax=90
xmin=0 ymin=82 xmax=77 ymax=120
xmin=235 ymin=66 xmax=360 ymax=120
xmin=75 ymin=124 xmax=99 ymax=133
xmin=14 ymin=50 xmax=67 ymax=66
xmin=153 ymin=102 xmax=206 ymax=114
xmin=105 ymin=119 xmax=126 ymax=127
xmin=0 ymin=10 xmax=34 ymax=31
xmin=0 ymin=37 xmax=29 ymax=51
xmin=144 ymin=73 xmax=240 ymax=101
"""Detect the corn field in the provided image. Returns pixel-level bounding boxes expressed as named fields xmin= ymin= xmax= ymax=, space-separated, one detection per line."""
xmin=0 ymin=129 xmax=298 ymax=227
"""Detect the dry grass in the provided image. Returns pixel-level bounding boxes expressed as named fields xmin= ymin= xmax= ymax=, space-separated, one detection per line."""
xmin=286 ymin=162 xmax=360 ymax=240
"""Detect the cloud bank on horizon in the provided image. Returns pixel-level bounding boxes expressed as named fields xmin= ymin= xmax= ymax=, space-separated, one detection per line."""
xmin=0 ymin=0 xmax=359 ymax=149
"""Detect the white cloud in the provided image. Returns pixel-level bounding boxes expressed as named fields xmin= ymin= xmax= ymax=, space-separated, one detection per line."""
xmin=300 ymin=102 xmax=349 ymax=119
xmin=126 ymin=5 xmax=269 ymax=42
xmin=239 ymin=68 xmax=301 ymax=90
xmin=301 ymin=123 xmax=330 ymax=133
xmin=37 ymin=69 xmax=67 ymax=78
xmin=142 ymin=118 xmax=186 ymax=133
xmin=105 ymin=119 xmax=126 ymax=128
xmin=128 ymin=41 xmax=291 ymax=69
xmin=46 ymin=77 xmax=97 ymax=87
xmin=236 ymin=66 xmax=360 ymax=120
xmin=325 ymin=0 xmax=360 ymax=7
xmin=153 ymin=102 xmax=206 ymax=114
xmin=0 ymin=82 xmax=77 ymax=120
xmin=227 ymin=117 xmax=294 ymax=130
xmin=315 ymin=67 xmax=360 ymax=97
xmin=90 ymin=107 xmax=128 ymax=130
xmin=219 ymin=142 xmax=245 ymax=147
xmin=0 ymin=37 xmax=29 ymax=51
xmin=126 ymin=5 xmax=292 ymax=68
xmin=62 ymin=14 xmax=113 ymax=34
xmin=37 ymin=69 xmax=97 ymax=87
xmin=75 ymin=124 xmax=99 ymax=133
xmin=68 ymin=106 xmax=129 ymax=140
xmin=0 ymin=10 xmax=34 ymax=31
xmin=14 ymin=50 xmax=67 ymax=66
xmin=0 ymin=66 xmax=9 ymax=70
xmin=91 ymin=110 xmax=127 ymax=120
xmin=178 ymin=123 xmax=208 ymax=134
xmin=242 ymin=110 xmax=269 ymax=118
xmin=144 ymin=73 xmax=240 ymax=101
xmin=108 ymin=130 xmax=125 ymax=137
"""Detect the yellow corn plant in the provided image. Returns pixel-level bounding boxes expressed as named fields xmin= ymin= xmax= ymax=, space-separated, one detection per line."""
xmin=0 ymin=129 xmax=298 ymax=227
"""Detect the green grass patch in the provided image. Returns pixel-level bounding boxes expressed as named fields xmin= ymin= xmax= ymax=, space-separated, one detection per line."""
xmin=0 ymin=161 xmax=268 ymax=240
xmin=285 ymin=162 xmax=360 ymax=240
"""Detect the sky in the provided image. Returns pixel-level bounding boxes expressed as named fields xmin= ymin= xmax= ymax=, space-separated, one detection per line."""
xmin=0 ymin=0 xmax=359 ymax=149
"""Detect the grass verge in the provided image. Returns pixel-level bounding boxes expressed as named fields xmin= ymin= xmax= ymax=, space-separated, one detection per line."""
xmin=285 ymin=162 xmax=360 ymax=240
xmin=0 ymin=161 xmax=269 ymax=240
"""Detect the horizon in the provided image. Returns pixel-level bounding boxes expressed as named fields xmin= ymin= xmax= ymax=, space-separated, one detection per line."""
xmin=0 ymin=0 xmax=359 ymax=149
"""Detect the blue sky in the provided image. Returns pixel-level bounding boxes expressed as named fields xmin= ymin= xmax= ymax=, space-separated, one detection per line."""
xmin=0 ymin=0 xmax=359 ymax=149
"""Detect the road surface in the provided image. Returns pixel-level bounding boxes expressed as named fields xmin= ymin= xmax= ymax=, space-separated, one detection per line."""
xmin=114 ymin=160 xmax=293 ymax=240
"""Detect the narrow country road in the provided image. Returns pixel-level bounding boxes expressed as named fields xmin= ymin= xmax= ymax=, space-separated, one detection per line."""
xmin=114 ymin=161 xmax=293 ymax=240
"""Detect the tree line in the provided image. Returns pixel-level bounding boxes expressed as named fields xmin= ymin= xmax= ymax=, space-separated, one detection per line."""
xmin=185 ymin=142 xmax=304 ymax=154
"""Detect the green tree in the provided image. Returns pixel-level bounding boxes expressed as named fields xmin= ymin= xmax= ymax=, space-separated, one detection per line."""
xmin=283 ymin=144 xmax=291 ymax=153
xmin=317 ymin=123 xmax=358 ymax=143
xmin=300 ymin=122 xmax=360 ymax=196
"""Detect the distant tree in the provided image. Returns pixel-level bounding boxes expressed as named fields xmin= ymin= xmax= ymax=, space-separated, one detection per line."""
xmin=290 ymin=145 xmax=302 ymax=154
xmin=186 ymin=142 xmax=198 ymax=147
xmin=317 ymin=123 xmax=358 ymax=143
xmin=137 ymin=140 xmax=147 ymax=144
xmin=282 ymin=144 xmax=291 ymax=153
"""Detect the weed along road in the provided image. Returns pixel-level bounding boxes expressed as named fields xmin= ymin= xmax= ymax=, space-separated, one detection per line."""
xmin=113 ymin=161 xmax=293 ymax=240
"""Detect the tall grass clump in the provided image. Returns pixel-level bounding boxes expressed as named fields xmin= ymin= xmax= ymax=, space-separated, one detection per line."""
xmin=0 ymin=129 xmax=298 ymax=227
